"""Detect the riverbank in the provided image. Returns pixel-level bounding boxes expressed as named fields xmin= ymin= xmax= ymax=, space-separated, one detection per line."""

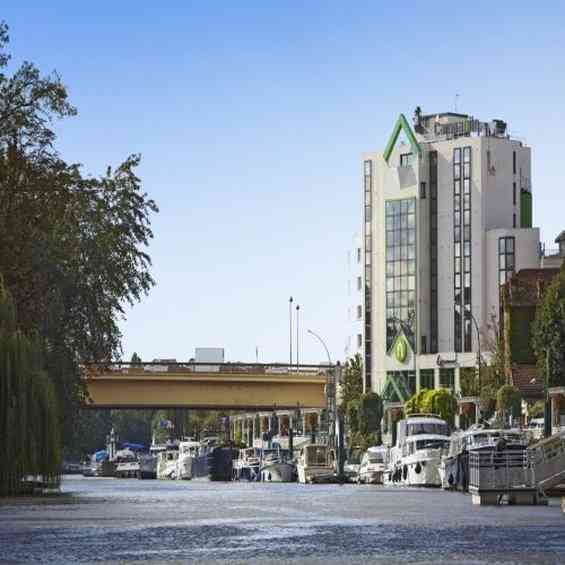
xmin=0 ymin=476 xmax=563 ymax=563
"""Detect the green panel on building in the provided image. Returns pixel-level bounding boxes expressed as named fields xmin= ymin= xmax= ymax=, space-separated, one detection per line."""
xmin=520 ymin=189 xmax=532 ymax=228
xmin=510 ymin=306 xmax=537 ymax=364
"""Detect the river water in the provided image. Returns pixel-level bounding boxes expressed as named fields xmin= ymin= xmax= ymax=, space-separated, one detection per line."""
xmin=0 ymin=476 xmax=564 ymax=563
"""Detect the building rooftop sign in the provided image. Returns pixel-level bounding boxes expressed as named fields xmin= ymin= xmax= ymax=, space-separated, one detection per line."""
xmin=383 ymin=114 xmax=421 ymax=164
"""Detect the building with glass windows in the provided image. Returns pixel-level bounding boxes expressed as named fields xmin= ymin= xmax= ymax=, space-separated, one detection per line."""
xmin=345 ymin=234 xmax=364 ymax=360
xmin=361 ymin=108 xmax=543 ymax=433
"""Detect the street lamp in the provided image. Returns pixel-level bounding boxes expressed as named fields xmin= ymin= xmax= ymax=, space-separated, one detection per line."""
xmin=289 ymin=296 xmax=293 ymax=368
xmin=296 ymin=304 xmax=300 ymax=372
xmin=307 ymin=328 xmax=332 ymax=366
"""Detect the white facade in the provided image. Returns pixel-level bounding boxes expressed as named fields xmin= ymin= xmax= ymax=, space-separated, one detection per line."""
xmin=362 ymin=110 xmax=541 ymax=401
xmin=345 ymin=233 xmax=364 ymax=359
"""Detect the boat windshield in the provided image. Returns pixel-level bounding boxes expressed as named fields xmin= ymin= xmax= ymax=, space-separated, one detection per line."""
xmin=305 ymin=446 xmax=328 ymax=466
xmin=407 ymin=422 xmax=449 ymax=437
xmin=415 ymin=439 xmax=450 ymax=450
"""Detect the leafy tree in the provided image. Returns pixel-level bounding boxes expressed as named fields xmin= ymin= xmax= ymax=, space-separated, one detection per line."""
xmin=0 ymin=276 xmax=61 ymax=494
xmin=529 ymin=400 xmax=545 ymax=418
xmin=0 ymin=22 xmax=158 ymax=454
xmin=405 ymin=389 xmax=428 ymax=415
xmin=338 ymin=353 xmax=363 ymax=414
xmin=130 ymin=352 xmax=142 ymax=365
xmin=532 ymin=263 xmax=565 ymax=388
xmin=358 ymin=392 xmax=382 ymax=437
xmin=496 ymin=384 xmax=522 ymax=423
xmin=346 ymin=399 xmax=360 ymax=435
xmin=404 ymin=389 xmax=458 ymax=426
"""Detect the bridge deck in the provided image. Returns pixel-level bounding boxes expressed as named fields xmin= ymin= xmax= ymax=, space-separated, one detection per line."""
xmin=83 ymin=364 xmax=329 ymax=410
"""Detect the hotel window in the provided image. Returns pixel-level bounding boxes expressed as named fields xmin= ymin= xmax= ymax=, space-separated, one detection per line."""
xmin=440 ymin=368 xmax=455 ymax=390
xmin=385 ymin=198 xmax=416 ymax=350
xmin=454 ymin=146 xmax=472 ymax=353
xmin=357 ymin=334 xmax=362 ymax=349
xmin=513 ymin=182 xmax=516 ymax=205
xmin=429 ymin=151 xmax=438 ymax=353
xmin=420 ymin=369 xmax=435 ymax=390
xmin=357 ymin=305 xmax=362 ymax=320
xmin=400 ymin=153 xmax=413 ymax=167
xmin=513 ymin=213 xmax=516 ymax=228
xmin=357 ymin=276 xmax=362 ymax=291
xmin=420 ymin=181 xmax=426 ymax=199
xmin=357 ymin=248 xmax=361 ymax=263
xmin=421 ymin=335 xmax=427 ymax=354
xmin=363 ymin=160 xmax=373 ymax=390
xmin=499 ymin=236 xmax=515 ymax=285
xmin=513 ymin=151 xmax=517 ymax=175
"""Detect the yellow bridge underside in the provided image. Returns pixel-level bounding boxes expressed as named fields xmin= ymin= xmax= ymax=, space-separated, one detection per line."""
xmin=84 ymin=370 xmax=327 ymax=410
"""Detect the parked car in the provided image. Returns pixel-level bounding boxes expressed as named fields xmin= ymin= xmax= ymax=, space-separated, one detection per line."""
xmin=358 ymin=446 xmax=387 ymax=484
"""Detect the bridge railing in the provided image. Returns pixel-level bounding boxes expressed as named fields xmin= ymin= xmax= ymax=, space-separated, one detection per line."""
xmin=83 ymin=361 xmax=333 ymax=377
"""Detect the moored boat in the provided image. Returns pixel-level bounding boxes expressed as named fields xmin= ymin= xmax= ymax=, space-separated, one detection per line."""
xmin=233 ymin=447 xmax=261 ymax=481
xmin=156 ymin=442 xmax=180 ymax=479
xmin=386 ymin=414 xmax=450 ymax=487
xmin=176 ymin=438 xmax=215 ymax=480
xmin=440 ymin=426 xmax=527 ymax=491
xmin=296 ymin=444 xmax=336 ymax=484
xmin=259 ymin=448 xmax=296 ymax=482
xmin=114 ymin=448 xmax=139 ymax=478
xmin=358 ymin=446 xmax=388 ymax=484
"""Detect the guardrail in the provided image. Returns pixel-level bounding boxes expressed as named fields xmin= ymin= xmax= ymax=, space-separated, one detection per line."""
xmin=83 ymin=362 xmax=333 ymax=376
xmin=469 ymin=450 xmax=534 ymax=492
xmin=528 ymin=430 xmax=565 ymax=493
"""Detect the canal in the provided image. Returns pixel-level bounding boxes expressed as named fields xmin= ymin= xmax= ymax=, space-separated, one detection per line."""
xmin=0 ymin=476 xmax=563 ymax=563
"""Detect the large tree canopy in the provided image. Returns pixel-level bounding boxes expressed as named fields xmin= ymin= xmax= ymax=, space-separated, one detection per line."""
xmin=532 ymin=263 xmax=565 ymax=388
xmin=0 ymin=21 xmax=158 ymax=458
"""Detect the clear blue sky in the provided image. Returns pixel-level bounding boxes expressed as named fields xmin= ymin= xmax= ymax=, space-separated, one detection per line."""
xmin=4 ymin=2 xmax=565 ymax=364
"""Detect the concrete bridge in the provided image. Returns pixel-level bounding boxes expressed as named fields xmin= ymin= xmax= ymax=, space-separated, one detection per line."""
xmin=82 ymin=362 xmax=330 ymax=411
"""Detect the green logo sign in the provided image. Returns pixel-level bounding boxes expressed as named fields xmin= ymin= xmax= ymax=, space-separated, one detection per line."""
xmin=394 ymin=336 xmax=408 ymax=364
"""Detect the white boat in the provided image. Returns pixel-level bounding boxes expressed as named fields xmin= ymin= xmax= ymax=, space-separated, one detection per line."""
xmin=114 ymin=448 xmax=139 ymax=478
xmin=233 ymin=447 xmax=261 ymax=481
xmin=138 ymin=443 xmax=167 ymax=479
xmin=387 ymin=414 xmax=450 ymax=487
xmin=440 ymin=426 xmax=528 ymax=490
xmin=259 ymin=448 xmax=296 ymax=482
xmin=358 ymin=446 xmax=388 ymax=484
xmin=156 ymin=443 xmax=179 ymax=479
xmin=297 ymin=444 xmax=336 ymax=484
xmin=176 ymin=438 xmax=216 ymax=480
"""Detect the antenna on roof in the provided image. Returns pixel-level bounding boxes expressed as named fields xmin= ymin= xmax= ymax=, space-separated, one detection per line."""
xmin=454 ymin=93 xmax=460 ymax=113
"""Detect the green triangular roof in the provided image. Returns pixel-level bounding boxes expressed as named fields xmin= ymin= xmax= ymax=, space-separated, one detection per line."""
xmin=383 ymin=113 xmax=421 ymax=164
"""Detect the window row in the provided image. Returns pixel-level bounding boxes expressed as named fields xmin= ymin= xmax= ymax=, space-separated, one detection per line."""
xmin=386 ymin=290 xmax=416 ymax=308
xmin=385 ymin=199 xmax=416 ymax=216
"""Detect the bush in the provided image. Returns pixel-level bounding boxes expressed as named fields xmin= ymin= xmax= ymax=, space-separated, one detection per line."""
xmin=404 ymin=388 xmax=457 ymax=425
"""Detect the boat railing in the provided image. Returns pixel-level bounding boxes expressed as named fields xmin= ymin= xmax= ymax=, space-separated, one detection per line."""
xmin=468 ymin=450 xmax=535 ymax=492
xmin=528 ymin=430 xmax=565 ymax=493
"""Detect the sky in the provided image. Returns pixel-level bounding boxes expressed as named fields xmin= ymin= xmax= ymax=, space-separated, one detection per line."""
xmin=4 ymin=2 xmax=565 ymax=364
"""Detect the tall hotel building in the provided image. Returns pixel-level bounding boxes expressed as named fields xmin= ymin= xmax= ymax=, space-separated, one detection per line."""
xmin=362 ymin=108 xmax=539 ymax=424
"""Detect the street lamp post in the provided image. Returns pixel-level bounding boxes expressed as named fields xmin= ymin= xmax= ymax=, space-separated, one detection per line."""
xmin=296 ymin=304 xmax=300 ymax=372
xmin=307 ymin=328 xmax=332 ymax=366
xmin=289 ymin=296 xmax=293 ymax=368
xmin=307 ymin=329 xmax=344 ymax=479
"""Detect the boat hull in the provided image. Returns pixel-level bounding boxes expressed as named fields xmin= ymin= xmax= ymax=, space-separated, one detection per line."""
xmin=297 ymin=464 xmax=335 ymax=484
xmin=387 ymin=451 xmax=443 ymax=487
xmin=260 ymin=462 xmax=295 ymax=482
xmin=177 ymin=454 xmax=210 ymax=480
